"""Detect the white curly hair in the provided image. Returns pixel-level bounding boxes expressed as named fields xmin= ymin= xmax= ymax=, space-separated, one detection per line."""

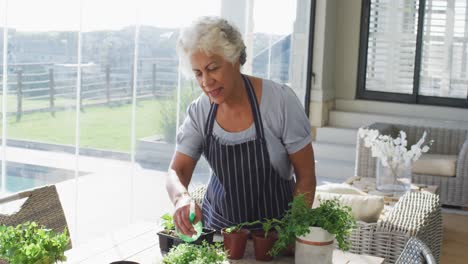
xmin=177 ymin=16 xmax=246 ymax=75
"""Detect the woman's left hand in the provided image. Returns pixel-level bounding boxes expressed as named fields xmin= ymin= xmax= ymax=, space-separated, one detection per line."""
xmin=173 ymin=198 xmax=203 ymax=236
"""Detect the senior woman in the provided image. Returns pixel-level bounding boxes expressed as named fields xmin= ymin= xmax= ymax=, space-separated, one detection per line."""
xmin=166 ymin=16 xmax=316 ymax=236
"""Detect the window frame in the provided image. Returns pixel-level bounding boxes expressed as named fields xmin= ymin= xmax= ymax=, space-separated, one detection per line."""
xmin=356 ymin=0 xmax=468 ymax=108
xmin=304 ymin=0 xmax=316 ymax=117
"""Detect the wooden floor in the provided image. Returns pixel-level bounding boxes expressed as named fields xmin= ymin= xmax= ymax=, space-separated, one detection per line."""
xmin=440 ymin=212 xmax=468 ymax=264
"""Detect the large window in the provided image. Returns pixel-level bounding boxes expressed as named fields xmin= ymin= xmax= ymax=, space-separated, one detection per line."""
xmin=358 ymin=0 xmax=468 ymax=108
xmin=0 ymin=0 xmax=313 ymax=247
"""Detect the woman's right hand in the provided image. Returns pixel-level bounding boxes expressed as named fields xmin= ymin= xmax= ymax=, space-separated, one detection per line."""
xmin=173 ymin=197 xmax=203 ymax=236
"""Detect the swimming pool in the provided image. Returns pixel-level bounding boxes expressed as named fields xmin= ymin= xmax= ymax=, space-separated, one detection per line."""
xmin=1 ymin=162 xmax=88 ymax=193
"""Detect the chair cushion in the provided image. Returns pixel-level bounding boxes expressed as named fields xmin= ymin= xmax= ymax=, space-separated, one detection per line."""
xmin=316 ymin=183 xmax=367 ymax=195
xmin=312 ymin=192 xmax=384 ymax=223
xmin=412 ymin=154 xmax=457 ymax=177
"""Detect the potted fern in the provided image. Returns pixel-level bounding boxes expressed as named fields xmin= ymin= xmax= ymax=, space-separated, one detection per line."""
xmin=0 ymin=222 xmax=70 ymax=264
xmin=270 ymin=195 xmax=356 ymax=264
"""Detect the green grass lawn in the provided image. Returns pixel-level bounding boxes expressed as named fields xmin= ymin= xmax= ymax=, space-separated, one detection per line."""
xmin=0 ymin=95 xmax=76 ymax=112
xmin=3 ymin=99 xmax=171 ymax=152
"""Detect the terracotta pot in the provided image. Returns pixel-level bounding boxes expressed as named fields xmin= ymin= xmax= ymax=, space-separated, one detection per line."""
xmin=295 ymin=227 xmax=335 ymax=264
xmin=252 ymin=231 xmax=278 ymax=261
xmin=222 ymin=228 xmax=250 ymax=260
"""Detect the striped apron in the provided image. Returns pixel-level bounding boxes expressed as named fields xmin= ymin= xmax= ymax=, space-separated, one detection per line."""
xmin=201 ymin=74 xmax=295 ymax=230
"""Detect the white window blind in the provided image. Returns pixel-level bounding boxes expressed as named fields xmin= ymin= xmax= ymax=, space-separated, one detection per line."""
xmin=419 ymin=0 xmax=468 ymax=99
xmin=365 ymin=0 xmax=419 ymax=94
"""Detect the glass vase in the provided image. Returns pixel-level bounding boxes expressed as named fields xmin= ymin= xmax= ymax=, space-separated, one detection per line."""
xmin=376 ymin=160 xmax=411 ymax=195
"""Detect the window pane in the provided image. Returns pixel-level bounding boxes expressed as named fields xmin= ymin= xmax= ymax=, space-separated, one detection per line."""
xmin=1 ymin=0 xmax=79 ymax=196
xmin=419 ymin=0 xmax=468 ymax=98
xmin=0 ymin=0 xmax=313 ymax=254
xmin=133 ymin=0 xmax=219 ymax=224
xmin=250 ymin=0 xmax=310 ymax=105
xmin=365 ymin=0 xmax=419 ymax=94
xmin=74 ymin=0 xmax=137 ymax=245
xmin=0 ymin=0 xmax=4 ymax=194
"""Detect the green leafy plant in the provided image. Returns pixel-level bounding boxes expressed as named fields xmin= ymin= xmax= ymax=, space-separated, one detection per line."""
xmin=254 ymin=218 xmax=282 ymax=238
xmin=0 ymin=222 xmax=70 ymax=264
xmin=162 ymin=241 xmax=227 ymax=264
xmin=308 ymin=199 xmax=356 ymax=250
xmin=160 ymin=213 xmax=175 ymax=232
xmin=224 ymin=218 xmax=282 ymax=237
xmin=223 ymin=221 xmax=253 ymax=234
xmin=269 ymin=194 xmax=356 ymax=256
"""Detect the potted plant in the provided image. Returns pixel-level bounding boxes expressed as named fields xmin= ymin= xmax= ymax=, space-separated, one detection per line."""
xmin=157 ymin=213 xmax=177 ymax=252
xmin=0 ymin=222 xmax=70 ymax=264
xmin=270 ymin=195 xmax=356 ymax=264
xmin=251 ymin=218 xmax=282 ymax=261
xmin=162 ymin=241 xmax=228 ymax=264
xmin=359 ymin=128 xmax=432 ymax=195
xmin=156 ymin=213 xmax=216 ymax=253
xmin=221 ymin=221 xmax=254 ymax=260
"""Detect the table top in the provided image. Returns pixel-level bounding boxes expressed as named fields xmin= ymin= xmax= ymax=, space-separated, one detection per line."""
xmin=346 ymin=176 xmax=439 ymax=206
xmin=125 ymin=238 xmax=384 ymax=264
xmin=229 ymin=240 xmax=384 ymax=264
xmin=64 ymin=222 xmax=384 ymax=264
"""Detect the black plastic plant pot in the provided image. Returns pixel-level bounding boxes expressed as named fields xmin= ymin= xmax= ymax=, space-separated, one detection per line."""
xmin=157 ymin=230 xmax=175 ymax=252
xmin=194 ymin=227 xmax=216 ymax=244
xmin=172 ymin=227 xmax=217 ymax=247
xmin=109 ymin=261 xmax=140 ymax=264
xmin=158 ymin=228 xmax=217 ymax=252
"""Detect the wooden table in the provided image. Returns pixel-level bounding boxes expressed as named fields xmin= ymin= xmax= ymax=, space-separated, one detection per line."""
xmin=229 ymin=240 xmax=384 ymax=264
xmin=126 ymin=237 xmax=384 ymax=264
xmin=65 ymin=222 xmax=384 ymax=263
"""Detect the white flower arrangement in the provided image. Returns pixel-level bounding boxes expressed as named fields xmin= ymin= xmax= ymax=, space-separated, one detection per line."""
xmin=358 ymin=128 xmax=432 ymax=168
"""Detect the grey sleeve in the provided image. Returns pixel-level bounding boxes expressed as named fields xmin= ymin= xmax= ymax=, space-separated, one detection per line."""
xmin=175 ymin=101 xmax=205 ymax=161
xmin=280 ymin=86 xmax=312 ymax=154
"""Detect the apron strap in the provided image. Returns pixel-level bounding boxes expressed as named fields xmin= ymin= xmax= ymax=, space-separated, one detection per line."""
xmin=242 ymin=74 xmax=265 ymax=140
xmin=205 ymin=74 xmax=265 ymax=140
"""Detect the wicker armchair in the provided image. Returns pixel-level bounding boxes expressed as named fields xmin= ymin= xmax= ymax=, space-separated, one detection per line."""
xmin=0 ymin=185 xmax=70 ymax=238
xmin=348 ymin=192 xmax=442 ymax=263
xmin=356 ymin=122 xmax=468 ymax=207
xmin=395 ymin=237 xmax=437 ymax=264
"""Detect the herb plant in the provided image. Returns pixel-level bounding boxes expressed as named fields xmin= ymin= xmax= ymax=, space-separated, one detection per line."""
xmin=224 ymin=221 xmax=253 ymax=234
xmin=0 ymin=222 xmax=70 ymax=264
xmin=309 ymin=199 xmax=356 ymax=250
xmin=224 ymin=218 xmax=282 ymax=237
xmin=257 ymin=218 xmax=282 ymax=238
xmin=162 ymin=241 xmax=228 ymax=264
xmin=269 ymin=194 xmax=356 ymax=256
xmin=160 ymin=213 xmax=175 ymax=232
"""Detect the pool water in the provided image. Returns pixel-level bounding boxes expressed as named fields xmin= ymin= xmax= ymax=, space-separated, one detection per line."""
xmin=0 ymin=161 xmax=88 ymax=193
